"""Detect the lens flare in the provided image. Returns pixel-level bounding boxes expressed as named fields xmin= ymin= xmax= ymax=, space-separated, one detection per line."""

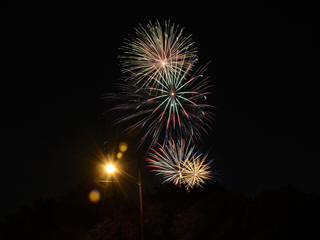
xmin=119 ymin=142 xmax=128 ymax=152
xmin=119 ymin=20 xmax=197 ymax=88
xmin=116 ymin=152 xmax=123 ymax=159
xmin=89 ymin=189 xmax=101 ymax=203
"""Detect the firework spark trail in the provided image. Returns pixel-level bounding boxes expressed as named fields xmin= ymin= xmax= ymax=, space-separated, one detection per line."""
xmin=107 ymin=62 xmax=214 ymax=148
xmin=146 ymin=139 xmax=213 ymax=190
xmin=119 ymin=20 xmax=197 ymax=88
xmin=181 ymin=152 xmax=213 ymax=190
xmin=107 ymin=20 xmax=216 ymax=190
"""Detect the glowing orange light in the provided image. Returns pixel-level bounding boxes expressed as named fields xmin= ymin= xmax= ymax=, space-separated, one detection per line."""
xmin=89 ymin=189 xmax=100 ymax=203
xmin=116 ymin=152 xmax=123 ymax=159
xmin=105 ymin=163 xmax=116 ymax=174
xmin=119 ymin=142 xmax=128 ymax=152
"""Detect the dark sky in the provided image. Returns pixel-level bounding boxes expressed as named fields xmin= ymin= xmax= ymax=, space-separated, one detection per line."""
xmin=1 ymin=2 xmax=319 ymax=215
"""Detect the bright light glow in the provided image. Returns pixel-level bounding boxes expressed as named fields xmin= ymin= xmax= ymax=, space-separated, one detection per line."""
xmin=88 ymin=189 xmax=100 ymax=203
xmin=160 ymin=60 xmax=167 ymax=67
xmin=119 ymin=142 xmax=128 ymax=152
xmin=105 ymin=163 xmax=116 ymax=174
xmin=116 ymin=152 xmax=123 ymax=159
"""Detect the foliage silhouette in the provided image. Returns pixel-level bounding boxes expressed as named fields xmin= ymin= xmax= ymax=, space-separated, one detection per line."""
xmin=1 ymin=183 xmax=317 ymax=239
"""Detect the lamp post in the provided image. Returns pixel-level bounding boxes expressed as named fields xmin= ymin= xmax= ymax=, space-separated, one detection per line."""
xmin=102 ymin=159 xmax=144 ymax=240
xmin=137 ymin=161 xmax=144 ymax=240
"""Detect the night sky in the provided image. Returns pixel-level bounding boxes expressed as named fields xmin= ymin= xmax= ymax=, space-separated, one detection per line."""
xmin=1 ymin=2 xmax=319 ymax=216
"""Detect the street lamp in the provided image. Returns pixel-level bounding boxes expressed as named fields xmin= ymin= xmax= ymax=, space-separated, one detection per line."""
xmin=100 ymin=151 xmax=144 ymax=240
xmin=105 ymin=163 xmax=116 ymax=174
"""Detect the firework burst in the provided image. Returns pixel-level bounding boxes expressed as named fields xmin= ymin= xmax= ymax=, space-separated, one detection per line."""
xmin=146 ymin=138 xmax=213 ymax=190
xmin=180 ymin=152 xmax=213 ymax=190
xmin=119 ymin=20 xmax=197 ymax=88
xmin=106 ymin=20 xmax=217 ymax=190
xmin=108 ymin=63 xmax=214 ymax=148
xmin=146 ymin=139 xmax=185 ymax=186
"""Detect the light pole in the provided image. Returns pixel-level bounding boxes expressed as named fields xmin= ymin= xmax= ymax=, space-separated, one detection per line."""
xmin=137 ymin=161 xmax=144 ymax=240
xmin=102 ymin=159 xmax=144 ymax=240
